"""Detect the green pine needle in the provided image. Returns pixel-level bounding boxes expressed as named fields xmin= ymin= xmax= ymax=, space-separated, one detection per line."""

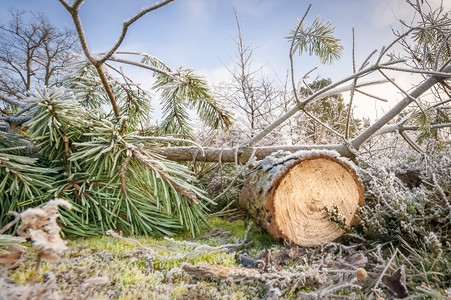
xmin=288 ymin=17 xmax=343 ymax=65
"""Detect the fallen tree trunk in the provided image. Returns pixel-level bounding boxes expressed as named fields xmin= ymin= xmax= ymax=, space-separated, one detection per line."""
xmin=238 ymin=150 xmax=364 ymax=247
xmin=159 ymin=144 xmax=350 ymax=163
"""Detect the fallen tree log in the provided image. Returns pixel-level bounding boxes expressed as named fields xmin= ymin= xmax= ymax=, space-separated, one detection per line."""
xmin=238 ymin=150 xmax=364 ymax=247
xmin=159 ymin=144 xmax=351 ymax=163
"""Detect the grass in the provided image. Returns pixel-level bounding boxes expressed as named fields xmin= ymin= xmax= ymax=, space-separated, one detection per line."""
xmin=3 ymin=217 xmax=276 ymax=299
xmin=2 ymin=216 xmax=450 ymax=299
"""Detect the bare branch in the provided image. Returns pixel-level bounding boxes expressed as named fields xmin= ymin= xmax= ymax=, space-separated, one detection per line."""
xmin=0 ymin=211 xmax=21 ymax=234
xmin=400 ymin=131 xmax=423 ymax=153
xmin=380 ymin=65 xmax=451 ymax=77
xmin=375 ymin=122 xmax=451 ymax=135
xmin=0 ymin=93 xmax=26 ymax=108
xmin=351 ymin=64 xmax=451 ymax=149
xmin=0 ymin=115 xmax=32 ymax=124
xmin=345 ymin=27 xmax=357 ymax=139
xmin=160 ymin=144 xmax=350 ymax=163
xmin=107 ymin=55 xmax=176 ymax=79
xmin=239 ymin=63 xmax=399 ymax=148
xmin=289 ymin=4 xmax=312 ymax=105
xmin=355 ymin=89 xmax=388 ymax=102
xmin=99 ymin=0 xmax=175 ymax=63
xmin=59 ymin=0 xmax=95 ymax=64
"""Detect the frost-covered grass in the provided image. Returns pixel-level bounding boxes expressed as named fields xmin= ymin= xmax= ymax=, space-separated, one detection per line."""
xmin=357 ymin=147 xmax=451 ymax=297
xmin=2 ymin=148 xmax=451 ymax=299
xmin=3 ymin=214 xmax=450 ymax=299
xmin=2 ymin=218 xmax=280 ymax=299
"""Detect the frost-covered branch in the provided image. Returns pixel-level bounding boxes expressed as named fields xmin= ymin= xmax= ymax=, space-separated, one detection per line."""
xmin=0 ymin=115 xmax=32 ymax=125
xmin=108 ymin=55 xmax=176 ymax=79
xmin=0 ymin=93 xmax=26 ymax=108
xmin=351 ymin=64 xmax=451 ymax=149
xmin=375 ymin=122 xmax=451 ymax=135
xmin=239 ymin=67 xmax=398 ymax=148
xmin=59 ymin=0 xmax=175 ymax=119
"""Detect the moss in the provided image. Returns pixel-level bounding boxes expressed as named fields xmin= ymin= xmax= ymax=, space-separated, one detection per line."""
xmin=69 ymin=236 xmax=140 ymax=254
xmin=298 ymin=285 xmax=314 ymax=293
xmin=191 ymin=252 xmax=236 ymax=266
xmin=335 ymin=289 xmax=352 ymax=296
xmin=171 ymin=283 xmax=187 ymax=298
xmin=207 ymin=217 xmax=278 ymax=251
xmin=208 ymin=217 xmax=247 ymax=238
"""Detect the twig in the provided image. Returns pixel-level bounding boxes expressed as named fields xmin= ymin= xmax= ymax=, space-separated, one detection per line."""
xmin=379 ymin=70 xmax=429 ymax=117
xmin=400 ymin=131 xmax=423 ymax=153
xmin=375 ymin=122 xmax=451 ymax=135
xmin=290 ymin=4 xmax=312 ymax=106
xmin=0 ymin=211 xmax=21 ymax=234
xmin=119 ymin=156 xmax=131 ymax=194
xmin=380 ymin=65 xmax=451 ymax=77
xmin=355 ymin=89 xmax=388 ymax=102
xmin=302 ymin=109 xmax=344 ymax=140
xmin=107 ymin=56 xmax=177 ymax=79
xmin=164 ymin=221 xmax=252 ymax=254
xmin=345 ymin=27 xmax=357 ymax=140
xmin=212 ymin=147 xmax=256 ymax=202
xmin=370 ymin=248 xmax=399 ymax=296
xmin=106 ymin=230 xmax=165 ymax=259
xmin=432 ymin=173 xmax=451 ymax=217
xmin=99 ymin=0 xmax=175 ymax=64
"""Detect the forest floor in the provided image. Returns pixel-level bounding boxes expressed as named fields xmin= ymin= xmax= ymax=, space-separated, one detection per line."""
xmin=1 ymin=216 xmax=450 ymax=300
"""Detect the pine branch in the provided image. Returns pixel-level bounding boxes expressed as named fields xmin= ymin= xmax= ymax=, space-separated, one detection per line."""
xmin=289 ymin=16 xmax=343 ymax=65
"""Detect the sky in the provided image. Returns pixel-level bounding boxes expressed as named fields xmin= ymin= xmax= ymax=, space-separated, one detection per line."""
xmin=1 ymin=0 xmax=449 ymax=119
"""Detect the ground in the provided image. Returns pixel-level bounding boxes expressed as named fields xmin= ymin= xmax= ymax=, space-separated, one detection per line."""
xmin=1 ymin=217 xmax=450 ymax=299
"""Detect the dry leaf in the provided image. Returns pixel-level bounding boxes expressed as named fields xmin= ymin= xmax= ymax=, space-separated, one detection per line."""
xmin=17 ymin=198 xmax=72 ymax=261
xmin=381 ymin=265 xmax=409 ymax=299
xmin=0 ymin=247 xmax=23 ymax=269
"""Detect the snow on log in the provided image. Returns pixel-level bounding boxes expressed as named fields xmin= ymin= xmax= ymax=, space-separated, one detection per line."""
xmin=239 ymin=150 xmax=364 ymax=247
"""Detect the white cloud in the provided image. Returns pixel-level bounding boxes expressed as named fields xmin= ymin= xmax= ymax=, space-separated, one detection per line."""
xmin=372 ymin=0 xmax=451 ymax=29
xmin=350 ymin=70 xmax=425 ymax=120
xmin=231 ymin=0 xmax=278 ymax=17
xmin=179 ymin=0 xmax=211 ymax=23
xmin=199 ymin=65 xmax=232 ymax=86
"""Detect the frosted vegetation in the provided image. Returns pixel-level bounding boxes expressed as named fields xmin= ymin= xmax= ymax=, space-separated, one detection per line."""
xmin=0 ymin=0 xmax=450 ymax=298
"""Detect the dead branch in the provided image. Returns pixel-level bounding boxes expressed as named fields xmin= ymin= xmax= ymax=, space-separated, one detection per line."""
xmin=239 ymin=60 xmax=403 ymax=149
xmin=59 ymin=0 xmax=175 ymax=119
xmin=159 ymin=143 xmax=349 ymax=163
xmin=108 ymin=54 xmax=176 ymax=79
xmin=106 ymin=224 xmax=250 ymax=261
xmin=0 ymin=212 xmax=20 ymax=234
xmin=181 ymin=263 xmax=259 ymax=281
xmin=0 ymin=94 xmax=26 ymax=108
xmin=351 ymin=64 xmax=451 ymax=149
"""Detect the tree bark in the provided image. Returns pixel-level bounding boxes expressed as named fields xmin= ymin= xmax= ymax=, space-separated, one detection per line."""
xmin=159 ymin=144 xmax=350 ymax=163
xmin=238 ymin=150 xmax=364 ymax=247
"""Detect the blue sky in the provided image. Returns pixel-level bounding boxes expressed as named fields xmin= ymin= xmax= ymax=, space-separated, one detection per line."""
xmin=0 ymin=0 xmax=412 ymax=79
xmin=1 ymin=0 xmax=449 ymax=118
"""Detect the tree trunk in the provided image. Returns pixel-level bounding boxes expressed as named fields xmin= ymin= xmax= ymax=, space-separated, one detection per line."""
xmin=238 ymin=150 xmax=364 ymax=247
xmin=159 ymin=144 xmax=351 ymax=163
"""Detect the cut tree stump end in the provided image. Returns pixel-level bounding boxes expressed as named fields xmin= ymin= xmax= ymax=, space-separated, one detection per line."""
xmin=239 ymin=150 xmax=364 ymax=247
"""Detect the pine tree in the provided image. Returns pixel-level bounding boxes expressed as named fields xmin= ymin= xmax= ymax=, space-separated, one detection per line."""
xmin=0 ymin=57 xmax=232 ymax=237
